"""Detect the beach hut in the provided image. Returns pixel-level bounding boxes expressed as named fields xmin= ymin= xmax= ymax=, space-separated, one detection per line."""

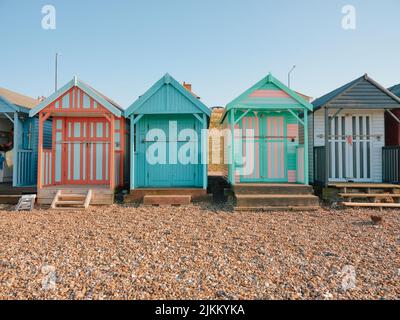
xmin=0 ymin=88 xmax=51 ymax=192
xmin=312 ymin=74 xmax=400 ymax=206
xmin=220 ymin=73 xmax=319 ymax=210
xmin=29 ymin=77 xmax=126 ymax=208
xmin=387 ymin=84 xmax=400 ymax=146
xmin=124 ymin=74 xmax=211 ymax=205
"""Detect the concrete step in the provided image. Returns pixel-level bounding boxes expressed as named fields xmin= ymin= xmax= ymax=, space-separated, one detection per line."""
xmin=143 ymin=195 xmax=192 ymax=206
xmin=233 ymin=184 xmax=314 ymax=195
xmin=235 ymin=194 xmax=320 ymax=207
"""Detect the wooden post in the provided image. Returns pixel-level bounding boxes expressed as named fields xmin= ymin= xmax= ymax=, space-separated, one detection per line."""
xmin=119 ymin=118 xmax=125 ymax=187
xmin=230 ymin=110 xmax=236 ymax=185
xmin=130 ymin=114 xmax=135 ymax=190
xmin=202 ymin=113 xmax=207 ymax=189
xmin=303 ymin=110 xmax=309 ymax=185
xmin=12 ymin=112 xmax=18 ymax=187
xmin=109 ymin=114 xmax=115 ymax=190
xmin=37 ymin=113 xmax=43 ymax=189
xmin=324 ymin=107 xmax=330 ymax=186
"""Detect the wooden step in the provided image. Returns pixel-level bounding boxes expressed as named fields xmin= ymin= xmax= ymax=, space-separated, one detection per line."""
xmin=58 ymin=194 xmax=86 ymax=199
xmin=342 ymin=202 xmax=400 ymax=208
xmin=235 ymin=206 xmax=320 ymax=212
xmin=52 ymin=207 xmax=86 ymax=211
xmin=55 ymin=201 xmax=85 ymax=206
xmin=143 ymin=195 xmax=191 ymax=206
xmin=233 ymin=184 xmax=314 ymax=195
xmin=50 ymin=189 xmax=92 ymax=210
xmin=235 ymin=194 xmax=319 ymax=207
xmin=330 ymin=183 xmax=400 ymax=189
xmin=127 ymin=188 xmax=207 ymax=202
xmin=339 ymin=193 xmax=400 ymax=198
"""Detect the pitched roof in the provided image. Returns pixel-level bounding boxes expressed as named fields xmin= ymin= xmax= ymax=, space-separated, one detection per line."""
xmin=0 ymin=87 xmax=40 ymax=110
xmin=221 ymin=73 xmax=313 ymax=123
xmin=313 ymin=74 xmax=400 ymax=110
xmin=29 ymin=77 xmax=123 ymax=117
xmin=124 ymin=73 xmax=211 ymax=117
xmin=389 ymin=83 xmax=400 ymax=97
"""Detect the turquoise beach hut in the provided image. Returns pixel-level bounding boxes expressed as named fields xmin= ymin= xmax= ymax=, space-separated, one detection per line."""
xmin=124 ymin=74 xmax=211 ymax=203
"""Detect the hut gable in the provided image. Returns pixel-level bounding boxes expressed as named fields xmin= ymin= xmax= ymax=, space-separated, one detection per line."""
xmin=227 ymin=73 xmax=313 ymax=110
xmin=221 ymin=73 xmax=312 ymax=123
xmin=313 ymin=74 xmax=400 ymax=110
xmin=125 ymin=74 xmax=211 ymax=116
xmin=29 ymin=77 xmax=123 ymax=117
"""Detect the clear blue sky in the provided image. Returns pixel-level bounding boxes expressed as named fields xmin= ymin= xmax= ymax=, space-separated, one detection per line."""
xmin=0 ymin=0 xmax=399 ymax=108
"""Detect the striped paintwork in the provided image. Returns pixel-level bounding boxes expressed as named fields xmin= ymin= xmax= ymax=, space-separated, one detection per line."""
xmin=35 ymin=80 xmax=126 ymax=192
xmin=235 ymin=112 xmax=303 ymax=183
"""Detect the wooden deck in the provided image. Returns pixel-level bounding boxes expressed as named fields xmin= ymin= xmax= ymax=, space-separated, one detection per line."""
xmin=0 ymin=183 xmax=37 ymax=204
xmin=37 ymin=185 xmax=114 ymax=205
xmin=327 ymin=182 xmax=400 ymax=208
xmin=125 ymin=188 xmax=209 ymax=203
xmin=328 ymin=183 xmax=400 ymax=189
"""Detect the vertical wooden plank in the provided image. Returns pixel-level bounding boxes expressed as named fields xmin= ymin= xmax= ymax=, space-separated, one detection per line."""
xmin=110 ymin=115 xmax=115 ymax=190
xmin=120 ymin=118 xmax=125 ymax=187
xmin=230 ymin=110 xmax=235 ymax=185
xmin=51 ymin=119 xmax=56 ymax=185
xmin=37 ymin=113 xmax=43 ymax=189
xmin=12 ymin=112 xmax=18 ymax=186
xmin=130 ymin=114 xmax=135 ymax=190
xmin=324 ymin=107 xmax=329 ymax=186
xmin=202 ymin=113 xmax=207 ymax=189
xmin=337 ymin=115 xmax=343 ymax=179
xmin=303 ymin=110 xmax=309 ymax=185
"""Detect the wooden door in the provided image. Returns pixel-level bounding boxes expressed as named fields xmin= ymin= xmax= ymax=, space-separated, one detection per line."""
xmin=138 ymin=115 xmax=198 ymax=188
xmin=329 ymin=114 xmax=372 ymax=181
xmin=63 ymin=118 xmax=110 ymax=185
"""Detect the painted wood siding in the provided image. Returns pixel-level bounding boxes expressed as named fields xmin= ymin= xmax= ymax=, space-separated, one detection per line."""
xmin=233 ymin=112 xmax=303 ymax=183
xmin=31 ymin=118 xmax=52 ymax=185
xmin=50 ymin=117 xmax=124 ymax=186
xmin=135 ymin=115 xmax=204 ymax=188
xmin=308 ymin=113 xmax=314 ymax=183
xmin=313 ymin=108 xmax=385 ymax=182
xmin=36 ymin=86 xmax=125 ymax=189
xmin=134 ymin=84 xmax=202 ymax=114
xmin=41 ymin=86 xmax=111 ymax=114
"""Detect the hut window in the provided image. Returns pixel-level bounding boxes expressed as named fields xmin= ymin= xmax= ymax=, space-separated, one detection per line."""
xmin=83 ymin=94 xmax=90 ymax=109
xmin=62 ymin=94 xmax=70 ymax=108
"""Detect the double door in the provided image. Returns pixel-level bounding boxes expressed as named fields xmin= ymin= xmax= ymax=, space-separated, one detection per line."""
xmin=328 ymin=114 xmax=372 ymax=181
xmin=61 ymin=119 xmax=110 ymax=184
